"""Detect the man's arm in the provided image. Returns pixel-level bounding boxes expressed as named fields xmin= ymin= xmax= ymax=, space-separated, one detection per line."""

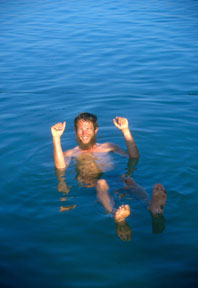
xmin=113 ymin=117 xmax=139 ymax=159
xmin=55 ymin=168 xmax=70 ymax=194
xmin=51 ymin=122 xmax=67 ymax=169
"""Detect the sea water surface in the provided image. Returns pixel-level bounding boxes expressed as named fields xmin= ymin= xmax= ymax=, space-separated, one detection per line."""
xmin=0 ymin=0 xmax=198 ymax=287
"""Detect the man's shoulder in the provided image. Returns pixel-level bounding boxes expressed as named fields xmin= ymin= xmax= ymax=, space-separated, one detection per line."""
xmin=96 ymin=142 xmax=116 ymax=152
xmin=63 ymin=147 xmax=78 ymax=157
xmin=99 ymin=142 xmax=128 ymax=156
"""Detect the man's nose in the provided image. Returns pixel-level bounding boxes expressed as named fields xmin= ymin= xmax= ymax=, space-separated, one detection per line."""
xmin=82 ymin=130 xmax=88 ymax=136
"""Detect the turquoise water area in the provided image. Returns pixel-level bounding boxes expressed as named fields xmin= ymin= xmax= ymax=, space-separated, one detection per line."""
xmin=0 ymin=0 xmax=198 ymax=287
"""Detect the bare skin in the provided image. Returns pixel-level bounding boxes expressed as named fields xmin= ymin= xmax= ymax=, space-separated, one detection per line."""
xmin=51 ymin=116 xmax=166 ymax=225
xmin=115 ymin=205 xmax=131 ymax=222
xmin=51 ymin=116 xmax=138 ymax=222
xmin=96 ymin=179 xmax=113 ymax=213
xmin=51 ymin=117 xmax=139 ymax=169
xmin=148 ymin=184 xmax=167 ymax=216
xmin=51 ymin=121 xmax=66 ymax=169
xmin=122 ymin=177 xmax=167 ymax=216
xmin=96 ymin=179 xmax=131 ymax=222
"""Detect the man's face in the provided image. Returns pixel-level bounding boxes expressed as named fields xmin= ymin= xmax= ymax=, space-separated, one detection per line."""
xmin=76 ymin=120 xmax=98 ymax=150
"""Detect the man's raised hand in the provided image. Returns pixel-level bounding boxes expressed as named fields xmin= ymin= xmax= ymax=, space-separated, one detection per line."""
xmin=113 ymin=117 xmax=129 ymax=131
xmin=51 ymin=122 xmax=66 ymax=138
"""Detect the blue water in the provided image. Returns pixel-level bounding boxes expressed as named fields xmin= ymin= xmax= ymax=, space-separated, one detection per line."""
xmin=0 ymin=0 xmax=198 ymax=287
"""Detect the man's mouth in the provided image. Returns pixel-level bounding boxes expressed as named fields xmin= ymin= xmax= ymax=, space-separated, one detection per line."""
xmin=76 ymin=134 xmax=96 ymax=150
xmin=81 ymin=136 xmax=90 ymax=142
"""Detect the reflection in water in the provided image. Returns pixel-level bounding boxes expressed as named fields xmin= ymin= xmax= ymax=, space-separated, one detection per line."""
xmin=116 ymin=221 xmax=132 ymax=241
xmin=55 ymin=155 xmax=166 ymax=239
xmin=126 ymin=158 xmax=139 ymax=177
xmin=60 ymin=204 xmax=77 ymax=213
xmin=55 ymin=169 xmax=77 ymax=213
xmin=151 ymin=215 xmax=166 ymax=234
xmin=55 ymin=168 xmax=70 ymax=194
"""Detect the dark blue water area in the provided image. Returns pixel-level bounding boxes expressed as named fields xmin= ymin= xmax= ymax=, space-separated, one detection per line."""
xmin=0 ymin=0 xmax=198 ymax=287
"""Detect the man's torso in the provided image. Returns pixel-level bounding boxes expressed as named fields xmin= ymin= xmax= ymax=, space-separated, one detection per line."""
xmin=64 ymin=143 xmax=115 ymax=187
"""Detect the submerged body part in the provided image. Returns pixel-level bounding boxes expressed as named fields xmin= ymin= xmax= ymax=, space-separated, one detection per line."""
xmin=51 ymin=112 xmax=167 ymax=239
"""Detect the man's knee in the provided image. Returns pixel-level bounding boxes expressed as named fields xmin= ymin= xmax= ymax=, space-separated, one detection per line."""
xmin=96 ymin=179 xmax=109 ymax=196
xmin=97 ymin=179 xmax=107 ymax=186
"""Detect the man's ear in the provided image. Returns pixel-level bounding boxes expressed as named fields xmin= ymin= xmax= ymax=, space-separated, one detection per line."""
xmin=94 ymin=128 xmax=98 ymax=134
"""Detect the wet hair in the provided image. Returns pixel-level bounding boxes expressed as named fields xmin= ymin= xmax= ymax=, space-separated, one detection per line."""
xmin=74 ymin=112 xmax=99 ymax=131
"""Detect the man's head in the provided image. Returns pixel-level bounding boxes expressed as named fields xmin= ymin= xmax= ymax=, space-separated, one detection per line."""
xmin=74 ymin=112 xmax=99 ymax=150
xmin=74 ymin=112 xmax=98 ymax=131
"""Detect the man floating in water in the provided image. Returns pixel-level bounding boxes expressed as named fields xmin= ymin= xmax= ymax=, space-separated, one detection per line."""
xmin=51 ymin=112 xmax=167 ymax=224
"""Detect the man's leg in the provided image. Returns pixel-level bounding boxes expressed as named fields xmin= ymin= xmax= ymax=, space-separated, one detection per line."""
xmin=96 ymin=179 xmax=130 ymax=222
xmin=123 ymin=176 xmax=150 ymax=205
xmin=123 ymin=177 xmax=167 ymax=216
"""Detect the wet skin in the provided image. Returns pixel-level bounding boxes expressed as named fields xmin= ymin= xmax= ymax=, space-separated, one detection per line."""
xmin=75 ymin=152 xmax=105 ymax=187
xmin=61 ymin=120 xmax=131 ymax=222
xmin=64 ymin=120 xmax=119 ymax=186
xmin=51 ymin=117 xmax=166 ymax=228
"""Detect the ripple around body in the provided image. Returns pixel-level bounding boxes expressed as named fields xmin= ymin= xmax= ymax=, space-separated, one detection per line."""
xmin=0 ymin=0 xmax=198 ymax=288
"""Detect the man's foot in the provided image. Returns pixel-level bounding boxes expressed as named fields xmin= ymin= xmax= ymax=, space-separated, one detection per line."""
xmin=148 ymin=184 xmax=167 ymax=216
xmin=115 ymin=205 xmax=130 ymax=223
